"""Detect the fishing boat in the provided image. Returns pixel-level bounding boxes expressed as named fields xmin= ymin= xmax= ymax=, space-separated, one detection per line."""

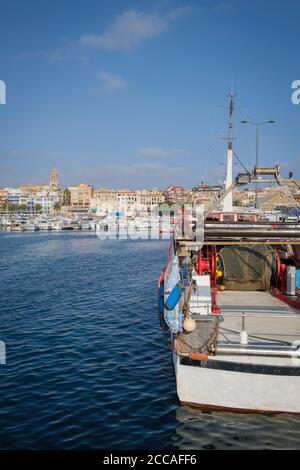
xmin=159 ymin=169 xmax=300 ymax=413
xmin=159 ymin=96 xmax=300 ymax=414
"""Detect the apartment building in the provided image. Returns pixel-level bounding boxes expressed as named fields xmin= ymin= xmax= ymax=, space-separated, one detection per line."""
xmin=69 ymin=184 xmax=94 ymax=209
xmin=164 ymin=185 xmax=190 ymax=204
xmin=90 ymin=188 xmax=118 ymax=215
xmin=0 ymin=189 xmax=8 ymax=207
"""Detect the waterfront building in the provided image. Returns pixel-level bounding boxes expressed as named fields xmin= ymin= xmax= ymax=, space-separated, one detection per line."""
xmin=164 ymin=185 xmax=190 ymax=204
xmin=26 ymin=197 xmax=35 ymax=212
xmin=136 ymin=189 xmax=165 ymax=211
xmin=19 ymin=184 xmax=49 ymax=195
xmin=34 ymin=190 xmax=61 ymax=214
xmin=117 ymin=190 xmax=137 ymax=207
xmin=114 ymin=189 xmax=138 ymax=216
xmin=5 ymin=188 xmax=22 ymax=205
xmin=191 ymin=184 xmax=222 ymax=208
xmin=18 ymin=180 xmax=60 ymax=212
xmin=90 ymin=188 xmax=118 ymax=215
xmin=237 ymin=189 xmax=256 ymax=206
xmin=0 ymin=189 xmax=8 ymax=208
xmin=91 ymin=188 xmax=165 ymax=215
xmin=69 ymin=184 xmax=94 ymax=209
xmin=250 ymin=189 xmax=296 ymax=211
xmin=19 ymin=193 xmax=30 ymax=207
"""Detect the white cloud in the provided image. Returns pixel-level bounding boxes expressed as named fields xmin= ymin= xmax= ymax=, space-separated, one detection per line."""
xmin=138 ymin=147 xmax=186 ymax=158
xmin=166 ymin=5 xmax=195 ymax=21
xmin=47 ymin=48 xmax=86 ymax=63
xmin=15 ymin=4 xmax=228 ymax=62
xmin=98 ymin=71 xmax=127 ymax=90
xmin=79 ymin=5 xmax=229 ymax=51
xmin=80 ymin=8 xmax=186 ymax=50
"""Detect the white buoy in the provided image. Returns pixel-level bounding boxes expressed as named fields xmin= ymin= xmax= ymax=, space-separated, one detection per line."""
xmin=183 ymin=317 xmax=196 ymax=333
xmin=240 ymin=330 xmax=248 ymax=345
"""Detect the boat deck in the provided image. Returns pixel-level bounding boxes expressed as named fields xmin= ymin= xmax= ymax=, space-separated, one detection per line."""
xmin=218 ymin=291 xmax=300 ymax=347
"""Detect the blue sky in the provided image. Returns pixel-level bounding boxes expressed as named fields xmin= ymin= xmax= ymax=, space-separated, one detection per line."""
xmin=0 ymin=0 xmax=299 ymax=189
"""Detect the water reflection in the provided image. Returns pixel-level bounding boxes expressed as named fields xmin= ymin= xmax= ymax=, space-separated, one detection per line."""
xmin=175 ymin=406 xmax=300 ymax=449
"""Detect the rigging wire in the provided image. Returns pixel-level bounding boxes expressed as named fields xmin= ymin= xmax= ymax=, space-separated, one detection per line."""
xmin=233 ymin=148 xmax=251 ymax=175
xmin=277 ymin=180 xmax=300 ymax=212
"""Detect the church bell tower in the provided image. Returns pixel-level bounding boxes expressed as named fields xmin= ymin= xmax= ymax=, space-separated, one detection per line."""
xmin=50 ymin=168 xmax=59 ymax=189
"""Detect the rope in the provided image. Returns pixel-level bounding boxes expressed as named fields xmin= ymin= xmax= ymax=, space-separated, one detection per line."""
xmin=218 ymin=326 xmax=291 ymax=346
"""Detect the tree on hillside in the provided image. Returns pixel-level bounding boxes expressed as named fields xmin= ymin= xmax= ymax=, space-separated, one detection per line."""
xmin=62 ymin=188 xmax=71 ymax=206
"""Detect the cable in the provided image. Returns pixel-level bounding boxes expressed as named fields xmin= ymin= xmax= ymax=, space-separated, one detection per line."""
xmin=277 ymin=180 xmax=300 ymax=212
xmin=233 ymin=148 xmax=251 ymax=175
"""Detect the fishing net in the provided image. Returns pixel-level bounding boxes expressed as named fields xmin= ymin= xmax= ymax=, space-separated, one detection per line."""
xmin=218 ymin=245 xmax=275 ymax=291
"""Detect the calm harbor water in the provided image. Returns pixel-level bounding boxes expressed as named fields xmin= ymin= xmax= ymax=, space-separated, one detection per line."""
xmin=0 ymin=231 xmax=300 ymax=450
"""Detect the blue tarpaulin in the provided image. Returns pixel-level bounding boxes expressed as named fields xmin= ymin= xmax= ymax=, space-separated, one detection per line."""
xmin=296 ymin=269 xmax=300 ymax=289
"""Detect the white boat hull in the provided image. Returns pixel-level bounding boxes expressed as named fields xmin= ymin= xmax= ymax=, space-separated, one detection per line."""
xmin=173 ymin=353 xmax=300 ymax=413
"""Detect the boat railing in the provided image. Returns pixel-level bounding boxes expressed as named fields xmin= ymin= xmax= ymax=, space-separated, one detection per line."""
xmin=206 ymin=310 xmax=300 ymax=358
xmin=212 ymin=311 xmax=300 ymax=320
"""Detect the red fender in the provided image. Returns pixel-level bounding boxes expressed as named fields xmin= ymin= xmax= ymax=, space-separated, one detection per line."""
xmin=158 ymin=267 xmax=166 ymax=287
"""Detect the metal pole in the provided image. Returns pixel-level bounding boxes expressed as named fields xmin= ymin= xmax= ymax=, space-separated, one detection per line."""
xmin=242 ymin=312 xmax=246 ymax=332
xmin=255 ymin=126 xmax=259 ymax=209
xmin=241 ymin=120 xmax=275 ymax=209
xmin=240 ymin=312 xmax=248 ymax=345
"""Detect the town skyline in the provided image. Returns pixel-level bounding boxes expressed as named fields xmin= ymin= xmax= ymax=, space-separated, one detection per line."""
xmin=1 ymin=0 xmax=300 ymax=189
xmin=1 ymin=165 xmax=299 ymax=217
xmin=0 ymin=160 xmax=298 ymax=193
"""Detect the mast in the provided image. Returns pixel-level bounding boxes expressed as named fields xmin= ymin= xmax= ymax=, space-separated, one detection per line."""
xmin=222 ymin=92 xmax=234 ymax=212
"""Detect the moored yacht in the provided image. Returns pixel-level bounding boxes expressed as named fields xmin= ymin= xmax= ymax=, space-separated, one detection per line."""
xmin=22 ymin=222 xmax=39 ymax=231
xmin=36 ymin=219 xmax=51 ymax=230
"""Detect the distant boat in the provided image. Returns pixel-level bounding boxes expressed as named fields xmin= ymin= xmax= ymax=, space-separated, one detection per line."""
xmin=50 ymin=221 xmax=63 ymax=231
xmin=69 ymin=222 xmax=81 ymax=231
xmin=23 ymin=222 xmax=39 ymax=231
xmin=10 ymin=223 xmax=23 ymax=232
xmin=80 ymin=222 xmax=92 ymax=230
xmin=36 ymin=220 xmax=51 ymax=231
xmin=0 ymin=218 xmax=12 ymax=231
